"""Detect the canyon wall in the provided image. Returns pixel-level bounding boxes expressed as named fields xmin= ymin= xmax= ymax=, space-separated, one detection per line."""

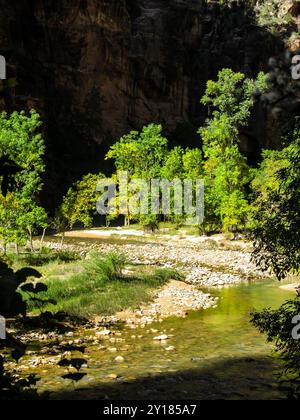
xmin=0 ymin=0 xmax=296 ymax=205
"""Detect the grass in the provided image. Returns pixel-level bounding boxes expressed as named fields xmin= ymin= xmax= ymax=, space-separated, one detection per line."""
xmin=23 ymin=252 xmax=183 ymax=318
xmin=8 ymin=248 xmax=79 ymax=269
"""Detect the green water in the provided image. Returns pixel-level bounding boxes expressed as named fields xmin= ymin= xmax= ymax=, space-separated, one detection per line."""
xmin=32 ymin=279 xmax=294 ymax=400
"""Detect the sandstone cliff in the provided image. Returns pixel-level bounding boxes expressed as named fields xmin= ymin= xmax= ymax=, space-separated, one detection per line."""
xmin=0 ymin=0 xmax=298 ymax=205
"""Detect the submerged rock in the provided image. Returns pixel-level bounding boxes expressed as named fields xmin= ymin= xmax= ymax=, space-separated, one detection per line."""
xmin=153 ymin=335 xmax=169 ymax=341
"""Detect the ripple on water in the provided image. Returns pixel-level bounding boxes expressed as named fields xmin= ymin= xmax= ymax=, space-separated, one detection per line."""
xmin=18 ymin=279 xmax=294 ymax=400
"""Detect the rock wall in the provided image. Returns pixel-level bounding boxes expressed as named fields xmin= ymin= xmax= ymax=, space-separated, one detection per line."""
xmin=0 ymin=0 xmax=292 ymax=206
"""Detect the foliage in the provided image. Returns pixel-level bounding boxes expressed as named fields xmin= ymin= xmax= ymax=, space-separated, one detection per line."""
xmin=61 ymin=172 xmax=105 ymax=229
xmin=254 ymin=0 xmax=296 ymax=33
xmin=0 ymin=111 xmax=48 ymax=250
xmin=199 ymin=69 xmax=266 ymax=232
xmin=251 ymin=122 xmax=300 ymax=398
xmin=0 ymin=257 xmax=47 ymax=398
xmin=9 ymin=248 xmax=79 ymax=267
xmin=251 ymin=148 xmax=291 ymax=202
xmin=200 ymin=69 xmax=267 ymax=129
xmin=252 ymin=124 xmax=300 ymax=280
xmin=251 ymin=294 xmax=300 ymax=399
xmin=106 ymin=124 xmax=168 ymax=228
xmin=27 ymin=253 xmax=182 ymax=317
xmin=84 ymin=252 xmax=127 ymax=282
xmin=106 ymin=124 xmax=168 ymax=179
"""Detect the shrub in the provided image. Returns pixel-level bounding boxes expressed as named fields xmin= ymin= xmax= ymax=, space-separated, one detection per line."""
xmin=84 ymin=252 xmax=126 ymax=282
xmin=251 ymin=294 xmax=300 ymax=399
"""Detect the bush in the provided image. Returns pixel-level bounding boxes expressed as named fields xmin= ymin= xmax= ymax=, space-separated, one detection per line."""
xmin=27 ymin=255 xmax=182 ymax=317
xmin=9 ymin=248 xmax=79 ymax=267
xmin=84 ymin=252 xmax=126 ymax=281
xmin=251 ymin=294 xmax=300 ymax=399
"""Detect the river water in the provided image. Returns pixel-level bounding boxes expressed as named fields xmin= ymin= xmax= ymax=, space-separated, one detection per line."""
xmin=29 ymin=278 xmax=294 ymax=400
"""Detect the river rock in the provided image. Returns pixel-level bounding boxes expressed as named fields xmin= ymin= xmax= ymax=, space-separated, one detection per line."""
xmin=153 ymin=335 xmax=169 ymax=341
xmin=96 ymin=329 xmax=111 ymax=336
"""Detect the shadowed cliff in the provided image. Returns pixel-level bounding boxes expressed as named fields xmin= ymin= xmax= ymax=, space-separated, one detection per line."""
xmin=0 ymin=1 xmax=287 ymax=207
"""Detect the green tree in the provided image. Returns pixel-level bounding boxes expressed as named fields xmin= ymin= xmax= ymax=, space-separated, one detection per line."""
xmin=251 ymin=295 xmax=300 ymax=399
xmin=106 ymin=124 xmax=168 ymax=227
xmin=251 ymin=122 xmax=300 ymax=398
xmin=61 ymin=172 xmax=105 ymax=230
xmin=199 ymin=69 xmax=266 ymax=232
xmin=107 ymin=124 xmax=168 ymax=179
xmin=0 ymin=111 xmax=47 ymax=251
xmin=201 ymin=68 xmax=267 ymax=128
xmin=252 ymin=124 xmax=300 ymax=280
xmin=182 ymin=148 xmax=204 ymax=180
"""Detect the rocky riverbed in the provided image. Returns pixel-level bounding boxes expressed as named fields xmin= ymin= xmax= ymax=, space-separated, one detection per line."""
xmin=44 ymin=232 xmax=267 ymax=284
xmin=5 ymin=233 xmax=289 ymax=400
xmin=116 ymin=280 xmax=218 ymax=327
xmin=34 ymin=232 xmax=269 ymax=325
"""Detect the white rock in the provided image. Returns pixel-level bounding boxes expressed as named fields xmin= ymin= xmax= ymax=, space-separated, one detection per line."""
xmin=153 ymin=334 xmax=169 ymax=341
xmin=96 ymin=329 xmax=111 ymax=336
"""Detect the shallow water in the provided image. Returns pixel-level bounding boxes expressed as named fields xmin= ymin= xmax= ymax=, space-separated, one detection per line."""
xmin=27 ymin=278 xmax=295 ymax=400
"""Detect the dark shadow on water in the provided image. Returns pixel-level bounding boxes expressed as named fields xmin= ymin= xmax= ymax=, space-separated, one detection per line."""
xmin=51 ymin=355 xmax=283 ymax=401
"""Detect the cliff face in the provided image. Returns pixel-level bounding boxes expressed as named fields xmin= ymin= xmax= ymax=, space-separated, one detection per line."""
xmin=0 ymin=0 xmax=292 ymax=205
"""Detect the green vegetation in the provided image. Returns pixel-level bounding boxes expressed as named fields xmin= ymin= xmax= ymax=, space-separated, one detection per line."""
xmin=200 ymin=69 xmax=267 ymax=232
xmin=24 ymin=252 xmax=182 ymax=317
xmin=252 ymin=123 xmax=300 ymax=280
xmin=1 ymin=64 xmax=300 ymax=399
xmin=8 ymin=248 xmax=79 ymax=268
xmin=255 ymin=0 xmax=296 ymax=33
xmin=251 ymin=295 xmax=300 ymax=399
xmin=60 ymin=173 xmax=105 ymax=230
xmin=0 ymin=111 xmax=48 ymax=253
xmin=251 ymin=121 xmax=300 ymax=398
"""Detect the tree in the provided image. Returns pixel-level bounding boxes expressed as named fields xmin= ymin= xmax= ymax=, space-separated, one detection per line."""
xmin=0 ymin=110 xmax=47 ymax=251
xmin=107 ymin=124 xmax=168 ymax=179
xmin=251 ymin=295 xmax=300 ymax=399
xmin=252 ymin=123 xmax=300 ymax=280
xmin=160 ymin=147 xmax=204 ymax=227
xmin=0 ymin=193 xmax=26 ymax=254
xmin=18 ymin=205 xmax=48 ymax=252
xmin=201 ymin=68 xmax=267 ymax=128
xmin=61 ymin=172 xmax=105 ymax=230
xmin=106 ymin=124 xmax=168 ymax=227
xmin=182 ymin=148 xmax=204 ymax=181
xmin=160 ymin=146 xmax=185 ymax=180
xmin=251 ymin=122 xmax=300 ymax=398
xmin=199 ymin=69 xmax=266 ymax=232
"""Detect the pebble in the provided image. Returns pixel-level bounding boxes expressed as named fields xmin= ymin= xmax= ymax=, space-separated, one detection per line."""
xmin=107 ymin=373 xmax=118 ymax=379
xmin=165 ymin=346 xmax=175 ymax=351
xmin=96 ymin=329 xmax=111 ymax=336
xmin=153 ymin=335 xmax=169 ymax=341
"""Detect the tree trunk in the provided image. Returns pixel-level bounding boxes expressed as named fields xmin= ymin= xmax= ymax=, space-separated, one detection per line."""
xmin=15 ymin=243 xmax=19 ymax=256
xmin=28 ymin=228 xmax=34 ymax=252
xmin=40 ymin=228 xmax=46 ymax=250
xmin=60 ymin=231 xmax=65 ymax=249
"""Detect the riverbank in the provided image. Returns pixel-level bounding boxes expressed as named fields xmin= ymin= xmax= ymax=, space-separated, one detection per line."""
xmin=4 ymin=232 xmax=298 ymax=399
xmin=26 ymin=232 xmax=266 ymax=324
xmin=45 ymin=230 xmax=266 ymax=285
xmin=115 ymin=280 xmax=218 ymax=327
xmin=6 ymin=278 xmax=293 ymax=400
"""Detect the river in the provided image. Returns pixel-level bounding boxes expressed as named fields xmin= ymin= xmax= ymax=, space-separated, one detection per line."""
xmin=28 ymin=277 xmax=294 ymax=400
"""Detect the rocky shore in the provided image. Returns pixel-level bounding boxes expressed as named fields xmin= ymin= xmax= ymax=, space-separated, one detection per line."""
xmin=116 ymin=280 xmax=218 ymax=327
xmin=33 ymin=232 xmax=269 ymax=325
xmin=44 ymin=232 xmax=267 ymax=287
